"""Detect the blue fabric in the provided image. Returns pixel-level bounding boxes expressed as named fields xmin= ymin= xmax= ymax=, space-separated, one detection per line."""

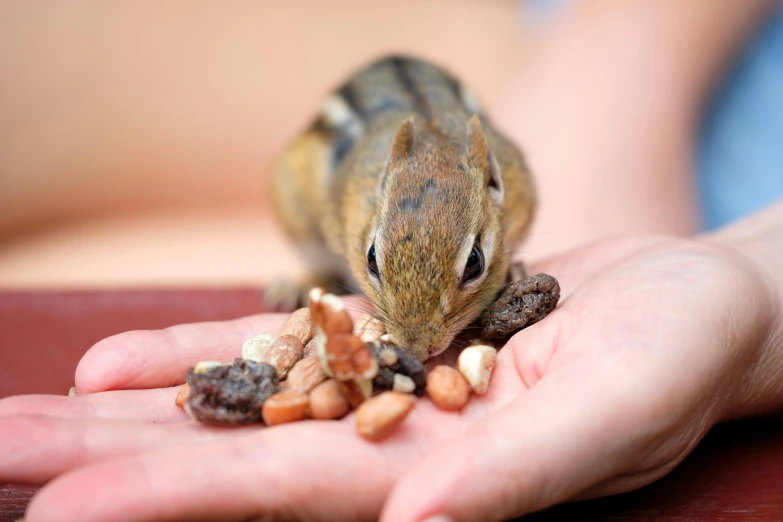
xmin=697 ymin=6 xmax=783 ymax=230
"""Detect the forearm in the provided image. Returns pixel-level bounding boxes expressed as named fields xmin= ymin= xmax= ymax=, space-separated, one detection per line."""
xmin=706 ymin=199 xmax=783 ymax=420
xmin=500 ymin=0 xmax=777 ymax=260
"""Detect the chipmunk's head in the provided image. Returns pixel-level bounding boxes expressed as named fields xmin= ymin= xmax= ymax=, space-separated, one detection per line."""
xmin=358 ymin=115 xmax=509 ymax=361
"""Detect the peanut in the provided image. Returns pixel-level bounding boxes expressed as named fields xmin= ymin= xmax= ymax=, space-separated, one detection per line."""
xmin=426 ymin=366 xmax=469 ymax=411
xmin=278 ymin=308 xmax=313 ymax=345
xmin=242 ymin=333 xmax=276 ymax=363
xmin=356 ymin=391 xmax=416 ymax=441
xmin=193 ymin=360 xmax=224 ymax=374
xmin=309 ymin=379 xmax=350 ymax=420
xmin=175 ymin=383 xmax=190 ymax=408
xmin=377 ymin=346 xmax=398 ymax=366
xmin=392 ymin=373 xmax=416 ymax=394
xmin=263 ymin=335 xmax=304 ymax=379
xmin=261 ymin=391 xmax=310 ymax=426
xmin=457 ymin=344 xmax=497 ymax=395
xmin=303 ymin=338 xmax=317 ymax=358
xmin=284 ymin=356 xmax=327 ymax=394
xmin=379 ymin=333 xmax=400 ymax=346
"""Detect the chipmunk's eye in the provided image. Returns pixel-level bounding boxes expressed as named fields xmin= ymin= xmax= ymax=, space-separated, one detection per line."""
xmin=461 ymin=243 xmax=484 ymax=284
xmin=368 ymin=244 xmax=379 ymax=279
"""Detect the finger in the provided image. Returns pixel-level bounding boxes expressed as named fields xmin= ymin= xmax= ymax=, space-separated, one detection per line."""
xmin=0 ymin=387 xmax=188 ymax=423
xmin=75 ymin=313 xmax=290 ymax=393
xmin=0 ymin=415 xmax=232 ymax=484
xmin=25 ymin=421 xmax=405 ymax=522
xmin=381 ymin=346 xmax=652 ymax=521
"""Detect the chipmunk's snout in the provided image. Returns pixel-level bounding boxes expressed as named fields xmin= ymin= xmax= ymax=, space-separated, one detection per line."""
xmin=386 ymin=316 xmax=456 ymax=362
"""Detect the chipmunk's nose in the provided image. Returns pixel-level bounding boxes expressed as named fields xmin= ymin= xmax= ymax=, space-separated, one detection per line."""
xmin=391 ymin=322 xmax=444 ymax=362
xmin=389 ymin=328 xmax=432 ymax=362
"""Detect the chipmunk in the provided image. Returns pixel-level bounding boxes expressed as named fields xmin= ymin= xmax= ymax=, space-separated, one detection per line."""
xmin=270 ymin=55 xmax=536 ymax=362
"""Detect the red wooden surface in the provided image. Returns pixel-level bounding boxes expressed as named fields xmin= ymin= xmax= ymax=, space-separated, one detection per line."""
xmin=1 ymin=290 xmax=782 ymax=521
xmin=0 ymin=289 xmax=267 ymax=398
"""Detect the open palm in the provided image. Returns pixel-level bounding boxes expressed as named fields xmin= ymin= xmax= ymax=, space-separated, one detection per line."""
xmin=1 ymin=235 xmax=772 ymax=522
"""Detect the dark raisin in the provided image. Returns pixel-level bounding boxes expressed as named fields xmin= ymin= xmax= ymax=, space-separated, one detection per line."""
xmin=186 ymin=358 xmax=279 ymax=426
xmin=370 ymin=341 xmax=427 ymax=396
xmin=480 ymin=273 xmax=560 ymax=339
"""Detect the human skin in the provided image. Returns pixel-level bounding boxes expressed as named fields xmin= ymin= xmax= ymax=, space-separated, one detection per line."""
xmin=1 ymin=199 xmax=782 ymax=521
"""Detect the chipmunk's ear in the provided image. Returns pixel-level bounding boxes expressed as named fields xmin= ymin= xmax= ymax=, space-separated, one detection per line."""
xmin=389 ymin=116 xmax=415 ymax=165
xmin=379 ymin=117 xmax=415 ymax=197
xmin=467 ymin=114 xmax=504 ymax=207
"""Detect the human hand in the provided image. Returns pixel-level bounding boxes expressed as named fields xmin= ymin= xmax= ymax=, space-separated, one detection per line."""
xmin=1 ymin=235 xmax=779 ymax=522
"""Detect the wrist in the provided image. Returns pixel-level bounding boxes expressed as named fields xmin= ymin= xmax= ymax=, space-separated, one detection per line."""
xmin=705 ymin=214 xmax=783 ymax=421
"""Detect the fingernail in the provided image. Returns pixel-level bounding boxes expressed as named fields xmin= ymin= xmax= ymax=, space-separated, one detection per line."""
xmin=422 ymin=516 xmax=453 ymax=522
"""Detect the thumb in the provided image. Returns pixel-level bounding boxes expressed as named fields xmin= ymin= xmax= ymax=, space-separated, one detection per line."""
xmin=379 ymin=353 xmax=643 ymax=522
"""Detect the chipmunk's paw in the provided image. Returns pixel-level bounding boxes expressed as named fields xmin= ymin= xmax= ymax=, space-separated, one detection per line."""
xmin=507 ymin=260 xmax=528 ymax=283
xmin=263 ymin=275 xmax=348 ymax=312
xmin=263 ymin=279 xmax=312 ymax=312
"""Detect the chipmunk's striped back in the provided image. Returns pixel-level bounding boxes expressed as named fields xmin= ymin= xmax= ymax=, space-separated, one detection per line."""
xmin=312 ymin=56 xmax=484 ymax=170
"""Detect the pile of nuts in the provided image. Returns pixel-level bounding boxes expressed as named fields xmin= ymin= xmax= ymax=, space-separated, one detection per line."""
xmin=176 ymin=274 xmax=560 ymax=441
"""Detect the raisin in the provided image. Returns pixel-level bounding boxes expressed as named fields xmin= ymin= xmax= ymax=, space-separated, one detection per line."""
xmin=480 ymin=273 xmax=560 ymax=339
xmin=186 ymin=358 xmax=279 ymax=426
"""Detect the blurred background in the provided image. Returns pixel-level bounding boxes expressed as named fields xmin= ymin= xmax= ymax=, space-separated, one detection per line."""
xmin=0 ymin=1 xmax=528 ymax=288
xmin=1 ymin=0 xmax=781 ymax=288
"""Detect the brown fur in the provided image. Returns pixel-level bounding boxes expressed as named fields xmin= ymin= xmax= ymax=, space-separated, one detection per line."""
xmin=271 ymin=56 xmax=536 ymax=360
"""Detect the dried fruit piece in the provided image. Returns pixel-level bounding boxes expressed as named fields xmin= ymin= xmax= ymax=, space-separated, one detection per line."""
xmin=426 ymin=366 xmax=470 ymax=411
xmin=309 ymin=379 xmax=351 ymax=420
xmin=371 ymin=341 xmax=427 ymax=396
xmin=338 ymin=379 xmax=373 ymax=408
xmin=186 ymin=358 xmax=278 ymax=426
xmin=354 ymin=313 xmax=386 ymax=343
xmin=242 ymin=333 xmax=276 ymax=363
xmin=457 ymin=345 xmax=497 ymax=395
xmin=356 ymin=391 xmax=416 ymax=441
xmin=481 ymin=273 xmax=560 ymax=339
xmin=284 ymin=355 xmax=327 ymax=394
xmin=392 ymin=374 xmax=416 ymax=394
xmin=262 ymin=391 xmax=310 ymax=426
xmin=175 ymin=383 xmax=190 ymax=408
xmin=263 ymin=334 xmax=304 ymax=379
xmin=278 ymin=308 xmax=313 ymax=345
